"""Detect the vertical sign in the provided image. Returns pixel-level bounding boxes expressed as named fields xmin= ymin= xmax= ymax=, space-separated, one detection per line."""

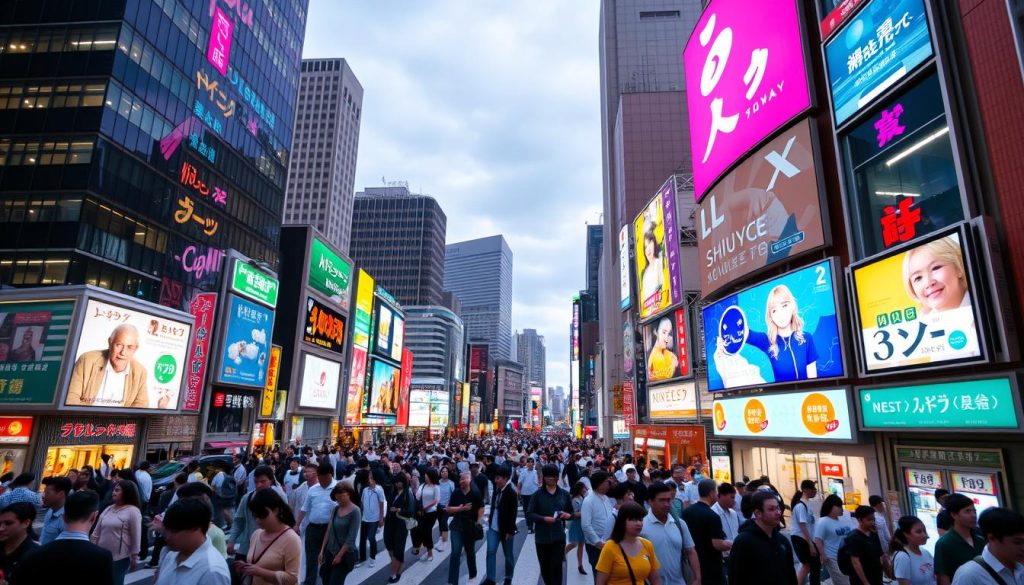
xmin=353 ymin=270 xmax=374 ymax=349
xmin=344 ymin=346 xmax=367 ymax=426
xmin=260 ymin=345 xmax=281 ymax=418
xmin=619 ymin=225 xmax=631 ymax=310
xmin=622 ymin=381 xmax=635 ymax=428
xmin=183 ymin=293 xmax=216 ymax=411
xmin=396 ymin=348 xmax=413 ymax=426
xmin=206 ymin=7 xmax=234 ymax=76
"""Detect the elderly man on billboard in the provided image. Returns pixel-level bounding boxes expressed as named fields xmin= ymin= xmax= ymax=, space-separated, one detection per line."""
xmin=67 ymin=324 xmax=148 ymax=408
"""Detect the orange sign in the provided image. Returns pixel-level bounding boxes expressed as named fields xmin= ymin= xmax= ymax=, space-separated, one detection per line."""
xmin=0 ymin=417 xmax=31 ymax=444
xmin=801 ymin=392 xmax=839 ymax=436
xmin=743 ymin=399 xmax=767 ymax=434
xmin=261 ymin=346 xmax=282 ymax=417
xmin=713 ymin=402 xmax=726 ymax=431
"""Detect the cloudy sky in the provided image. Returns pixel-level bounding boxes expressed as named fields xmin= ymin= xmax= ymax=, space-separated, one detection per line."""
xmin=303 ymin=2 xmax=603 ymax=392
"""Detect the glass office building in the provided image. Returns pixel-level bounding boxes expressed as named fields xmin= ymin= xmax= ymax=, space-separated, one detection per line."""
xmin=0 ymin=0 xmax=307 ymax=307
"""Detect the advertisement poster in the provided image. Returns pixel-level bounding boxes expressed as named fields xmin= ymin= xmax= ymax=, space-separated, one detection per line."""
xmin=619 ymin=225 xmax=632 ymax=310
xmin=216 ymin=295 xmax=274 ymax=388
xmin=858 ymin=377 xmax=1017 ymax=430
xmin=352 ymin=269 xmax=374 ymax=349
xmin=684 ymin=0 xmax=812 ymax=198
xmin=298 ymin=353 xmax=341 ymax=410
xmin=303 ymin=297 xmax=346 ymax=355
xmin=697 ymin=120 xmax=827 ymax=296
xmin=183 ymin=293 xmax=216 ymax=412
xmin=307 ymin=237 xmax=352 ymax=312
xmin=68 ymin=299 xmax=192 ymax=410
xmin=622 ymin=381 xmax=635 ymax=427
xmin=0 ymin=299 xmax=76 ymax=404
xmin=430 ymin=390 xmax=450 ymax=428
xmin=409 ymin=402 xmax=430 ymax=427
xmin=367 ymin=359 xmax=400 ymax=421
xmin=396 ymin=348 xmax=413 ymax=426
xmin=260 ymin=345 xmax=281 ymax=418
xmin=622 ymin=317 xmax=635 ymax=381
xmin=712 ymin=388 xmax=854 ymax=440
xmin=851 ymin=231 xmax=983 ymax=373
xmin=343 ymin=346 xmax=367 ymax=425
xmin=649 ymin=381 xmax=698 ymax=420
xmin=374 ymin=303 xmax=404 ymax=361
xmin=709 ymin=442 xmax=733 ymax=483
xmin=643 ymin=307 xmax=691 ymax=384
xmin=0 ymin=417 xmax=32 ymax=444
xmin=825 ymin=0 xmax=933 ymax=126
xmin=634 ymin=182 xmax=683 ymax=320
xmin=702 ymin=260 xmax=844 ymax=391
xmin=820 ymin=0 xmax=866 ymax=39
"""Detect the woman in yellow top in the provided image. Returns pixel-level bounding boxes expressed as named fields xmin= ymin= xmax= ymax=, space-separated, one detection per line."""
xmin=647 ymin=317 xmax=679 ymax=381
xmin=595 ymin=501 xmax=663 ymax=585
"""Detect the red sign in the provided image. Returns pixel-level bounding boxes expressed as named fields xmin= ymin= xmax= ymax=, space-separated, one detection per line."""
xmin=820 ymin=0 xmax=865 ymax=40
xmin=674 ymin=308 xmax=690 ymax=378
xmin=0 ymin=416 xmax=32 ymax=444
xmin=213 ymin=392 xmax=225 ymax=408
xmin=396 ymin=348 xmax=413 ymax=426
xmin=183 ymin=293 xmax=217 ymax=411
xmin=820 ymin=463 xmax=845 ymax=477
xmin=60 ymin=422 xmax=137 ymax=440
xmin=622 ymin=381 xmax=635 ymax=428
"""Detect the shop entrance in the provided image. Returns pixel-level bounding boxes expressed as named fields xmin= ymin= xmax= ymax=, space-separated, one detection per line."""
xmin=746 ymin=447 xmax=870 ymax=512
xmin=43 ymin=444 xmax=134 ymax=478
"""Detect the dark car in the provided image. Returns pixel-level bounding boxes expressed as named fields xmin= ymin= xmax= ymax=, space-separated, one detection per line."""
xmin=149 ymin=454 xmax=235 ymax=508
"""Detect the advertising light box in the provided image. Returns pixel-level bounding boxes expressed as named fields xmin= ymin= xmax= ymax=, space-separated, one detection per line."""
xmin=697 ymin=119 xmax=827 ymax=297
xmin=634 ymin=181 xmax=683 ymax=320
xmin=850 ymin=227 xmax=985 ymax=374
xmin=858 ymin=377 xmax=1020 ymax=431
xmin=374 ymin=303 xmax=404 ymax=362
xmin=307 ymin=237 xmax=352 ymax=312
xmin=216 ymin=295 xmax=274 ymax=388
xmin=367 ymin=358 xmax=400 ymax=422
xmin=352 ymin=270 xmax=374 ymax=349
xmin=0 ymin=299 xmax=76 ymax=404
xmin=68 ymin=299 xmax=192 ymax=410
xmin=303 ymin=297 xmax=346 ymax=355
xmin=712 ymin=388 xmax=854 ymax=441
xmin=684 ymin=0 xmax=813 ymax=199
xmin=297 ymin=353 xmax=341 ymax=410
xmin=643 ymin=307 xmax=691 ymax=384
xmin=826 ymin=0 xmax=933 ymax=126
xmin=649 ymin=381 xmax=698 ymax=420
xmin=619 ymin=225 xmax=632 ymax=310
xmin=702 ymin=260 xmax=845 ymax=391
xmin=230 ymin=260 xmax=279 ymax=308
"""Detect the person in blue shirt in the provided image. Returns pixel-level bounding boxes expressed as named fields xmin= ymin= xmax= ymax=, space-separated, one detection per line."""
xmin=745 ymin=284 xmax=818 ymax=382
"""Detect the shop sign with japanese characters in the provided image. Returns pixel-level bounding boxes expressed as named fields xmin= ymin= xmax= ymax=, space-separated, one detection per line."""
xmin=896 ymin=446 xmax=1002 ymax=467
xmin=60 ymin=421 xmax=138 ymax=440
xmin=182 ymin=293 xmax=217 ymax=411
xmin=230 ymin=260 xmax=279 ymax=308
xmin=859 ymin=377 xmax=1019 ymax=430
xmin=303 ymin=297 xmax=346 ymax=355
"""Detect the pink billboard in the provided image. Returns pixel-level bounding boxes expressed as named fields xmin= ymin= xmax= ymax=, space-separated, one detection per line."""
xmin=684 ymin=0 xmax=812 ymax=200
xmin=206 ymin=6 xmax=234 ymax=76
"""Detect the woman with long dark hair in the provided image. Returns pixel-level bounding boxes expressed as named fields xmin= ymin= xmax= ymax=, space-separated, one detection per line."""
xmin=814 ymin=494 xmax=853 ymax=585
xmin=889 ymin=516 xmax=936 ymax=585
xmin=234 ymin=488 xmax=301 ymax=585
xmin=91 ymin=479 xmax=143 ymax=585
xmin=383 ymin=473 xmax=415 ymax=583
xmin=319 ymin=483 xmax=361 ymax=585
xmin=790 ymin=480 xmax=820 ymax=585
xmin=412 ymin=468 xmax=440 ymax=561
xmin=565 ymin=480 xmax=589 ymax=575
xmin=594 ymin=501 xmax=662 ymax=585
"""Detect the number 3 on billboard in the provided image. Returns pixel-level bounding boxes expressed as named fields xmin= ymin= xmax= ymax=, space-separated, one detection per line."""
xmin=815 ymin=265 xmax=826 ymax=286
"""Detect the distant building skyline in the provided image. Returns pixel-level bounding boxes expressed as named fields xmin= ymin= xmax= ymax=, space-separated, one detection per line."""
xmin=444 ymin=235 xmax=514 ymax=360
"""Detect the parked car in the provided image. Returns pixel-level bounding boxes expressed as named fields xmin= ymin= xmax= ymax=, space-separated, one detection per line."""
xmin=148 ymin=454 xmax=235 ymax=509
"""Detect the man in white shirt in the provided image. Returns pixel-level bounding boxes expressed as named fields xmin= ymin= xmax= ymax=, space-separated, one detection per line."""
xmin=135 ymin=461 xmax=154 ymax=508
xmin=296 ymin=462 xmax=337 ymax=585
xmin=281 ymin=458 xmax=303 ymax=493
xmin=952 ymin=507 xmax=1024 ymax=585
xmin=667 ymin=463 xmax=694 ymax=511
xmin=517 ymin=458 xmax=541 ymax=534
xmin=156 ymin=497 xmax=231 ymax=585
xmin=712 ymin=482 xmax=740 ymax=553
xmin=643 ymin=482 xmax=700 ymax=585
xmin=582 ymin=471 xmax=616 ymax=577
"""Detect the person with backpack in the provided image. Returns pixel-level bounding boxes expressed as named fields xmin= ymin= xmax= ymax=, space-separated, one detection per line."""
xmin=210 ymin=464 xmax=238 ymax=529
xmin=889 ymin=516 xmax=936 ymax=585
xmin=950 ymin=507 xmax=1024 ymax=585
xmin=791 ymin=480 xmax=821 ymax=585
xmin=815 ymin=494 xmax=854 ymax=585
xmin=845 ymin=505 xmax=890 ymax=585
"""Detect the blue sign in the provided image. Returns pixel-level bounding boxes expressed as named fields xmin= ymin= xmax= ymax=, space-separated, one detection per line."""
xmin=702 ymin=260 xmax=844 ymax=391
xmin=217 ymin=294 xmax=275 ymax=387
xmin=826 ymin=0 xmax=933 ymax=126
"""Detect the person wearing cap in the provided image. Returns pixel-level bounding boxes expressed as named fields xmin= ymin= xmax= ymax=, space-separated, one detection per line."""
xmin=526 ymin=464 xmax=573 ymax=585
xmin=790 ymin=480 xmax=821 ymax=585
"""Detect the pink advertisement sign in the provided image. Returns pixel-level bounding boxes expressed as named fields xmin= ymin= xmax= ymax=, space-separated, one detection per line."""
xmin=684 ymin=0 xmax=812 ymax=200
xmin=183 ymin=293 xmax=217 ymax=411
xmin=206 ymin=6 xmax=233 ymax=76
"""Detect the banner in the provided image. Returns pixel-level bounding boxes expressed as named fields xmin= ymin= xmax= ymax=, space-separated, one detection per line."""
xmin=712 ymin=388 xmax=854 ymax=440
xmin=260 ymin=345 xmax=281 ymax=417
xmin=634 ymin=181 xmax=683 ymax=320
xmin=307 ymin=237 xmax=352 ymax=312
xmin=352 ymin=270 xmax=374 ymax=349
xmin=216 ymin=295 xmax=274 ymax=388
xmin=858 ymin=377 xmax=1019 ymax=430
xmin=619 ymin=225 xmax=631 ymax=310
xmin=344 ymin=346 xmax=367 ymax=425
xmin=622 ymin=381 xmax=635 ymax=427
xmin=184 ymin=293 xmax=216 ymax=411
xmin=649 ymin=381 xmax=698 ymax=420
xmin=642 ymin=307 xmax=691 ymax=384
xmin=0 ymin=299 xmax=76 ymax=404
xmin=396 ymin=348 xmax=413 ymax=426
xmin=697 ymin=119 xmax=827 ymax=296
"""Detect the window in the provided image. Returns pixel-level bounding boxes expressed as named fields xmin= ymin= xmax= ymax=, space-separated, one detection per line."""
xmin=638 ymin=10 xmax=680 ymax=19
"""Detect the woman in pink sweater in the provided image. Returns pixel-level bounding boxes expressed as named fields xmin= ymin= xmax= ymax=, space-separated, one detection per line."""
xmin=91 ymin=480 xmax=142 ymax=585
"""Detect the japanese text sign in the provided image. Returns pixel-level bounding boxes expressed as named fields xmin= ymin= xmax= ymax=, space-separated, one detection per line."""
xmin=712 ymin=388 xmax=854 ymax=440
xmin=0 ymin=299 xmax=76 ymax=404
xmin=821 ymin=0 xmax=866 ymax=40
xmin=206 ymin=6 xmax=233 ymax=76
xmin=634 ymin=181 xmax=683 ymax=320
xmin=308 ymin=238 xmax=352 ymax=313
xmin=684 ymin=0 xmax=812 ymax=199
xmin=304 ymin=297 xmax=346 ymax=355
xmin=216 ymin=295 xmax=275 ymax=388
xmin=183 ymin=293 xmax=217 ymax=411
xmin=230 ymin=260 xmax=279 ymax=308
xmin=623 ymin=381 xmax=635 ymax=427
xmin=261 ymin=345 xmax=281 ymax=418
xmin=60 ymin=421 xmax=137 ymax=440
xmin=858 ymin=377 xmax=1018 ymax=430
xmin=619 ymin=226 xmax=632 ymax=310
xmin=820 ymin=462 xmax=845 ymax=477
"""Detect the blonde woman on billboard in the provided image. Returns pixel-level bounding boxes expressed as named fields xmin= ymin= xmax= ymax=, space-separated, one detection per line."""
xmin=646 ymin=317 xmax=679 ymax=381
xmin=902 ymin=236 xmax=970 ymax=314
xmin=640 ymin=224 xmax=665 ymax=308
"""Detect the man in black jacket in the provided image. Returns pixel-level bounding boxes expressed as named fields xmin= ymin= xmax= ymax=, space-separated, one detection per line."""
xmin=11 ymin=490 xmax=114 ymax=585
xmin=483 ymin=466 xmax=519 ymax=585
xmin=729 ymin=491 xmax=797 ymax=585
xmin=526 ymin=465 xmax=573 ymax=585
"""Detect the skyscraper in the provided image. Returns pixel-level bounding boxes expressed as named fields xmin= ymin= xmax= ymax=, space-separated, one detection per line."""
xmin=586 ymin=224 xmax=603 ymax=300
xmin=349 ymin=184 xmax=447 ymax=306
xmin=404 ymin=305 xmax=465 ymax=393
xmin=284 ymin=58 xmax=362 ymax=253
xmin=444 ymin=235 xmax=513 ymax=360
xmin=515 ymin=328 xmax=546 ymax=392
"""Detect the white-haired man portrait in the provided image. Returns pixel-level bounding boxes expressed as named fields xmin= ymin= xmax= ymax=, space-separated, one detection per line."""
xmin=67 ymin=324 xmax=149 ymax=408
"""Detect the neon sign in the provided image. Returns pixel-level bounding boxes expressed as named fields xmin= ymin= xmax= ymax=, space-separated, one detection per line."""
xmin=206 ymin=6 xmax=233 ymax=76
xmin=180 ymin=162 xmax=227 ymax=207
xmin=174 ymin=244 xmax=225 ymax=280
xmin=209 ymin=0 xmax=254 ymax=30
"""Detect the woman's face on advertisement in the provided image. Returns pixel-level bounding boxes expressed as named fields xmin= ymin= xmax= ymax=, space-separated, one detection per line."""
xmin=644 ymin=237 xmax=656 ymax=262
xmin=656 ymin=321 xmax=672 ymax=348
xmin=769 ymin=298 xmax=794 ymax=329
xmin=909 ymin=250 xmax=965 ymax=311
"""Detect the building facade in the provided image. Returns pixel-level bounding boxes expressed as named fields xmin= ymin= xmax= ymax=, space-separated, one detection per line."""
xmin=404 ymin=305 xmax=465 ymax=391
xmin=514 ymin=328 xmax=546 ymax=392
xmin=283 ymin=58 xmax=362 ymax=254
xmin=349 ymin=185 xmax=447 ymax=307
xmin=548 ymin=385 xmax=566 ymax=423
xmin=444 ymin=235 xmax=514 ymax=360
xmin=585 ymin=224 xmax=603 ymax=302
xmin=494 ymin=359 xmax=525 ymax=432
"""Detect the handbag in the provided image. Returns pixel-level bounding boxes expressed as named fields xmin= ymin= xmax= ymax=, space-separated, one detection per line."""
xmin=396 ymin=489 xmax=418 ymax=529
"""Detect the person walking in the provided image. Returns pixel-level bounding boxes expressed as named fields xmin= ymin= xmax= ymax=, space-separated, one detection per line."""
xmin=517 ymin=457 xmax=541 ymax=534
xmin=815 ymin=494 xmax=855 ymax=585
xmin=90 ymin=479 xmax=143 ymax=585
xmin=435 ymin=465 xmax=456 ymax=552
xmin=228 ymin=466 xmax=285 ymax=578
xmin=583 ymin=471 xmax=616 ymax=579
xmin=234 ymin=489 xmax=301 ymax=585
xmin=149 ymin=472 xmax=188 ymax=567
xmin=712 ymin=482 xmax=740 ymax=550
xmin=526 ymin=464 xmax=574 ymax=585
xmin=40 ymin=475 xmax=72 ymax=544
xmin=154 ymin=497 xmax=231 ymax=585
xmin=483 ymin=466 xmax=519 ymax=585
xmin=384 ymin=473 xmax=416 ymax=584
xmin=951 ymin=507 xmax=1024 ymax=585
xmin=318 ymin=484 xmax=360 ymax=585
xmin=728 ymin=491 xmax=798 ymax=585
xmin=847 ymin=505 xmax=890 ymax=585
xmin=566 ymin=480 xmax=589 ymax=575
xmin=0 ymin=502 xmax=38 ymax=582
xmin=642 ymin=481 xmax=699 ymax=585
xmin=296 ymin=462 xmax=337 ymax=585
xmin=791 ymin=480 xmax=821 ymax=585
xmin=412 ymin=468 xmax=440 ymax=561
xmin=889 ymin=516 xmax=936 ymax=585
xmin=0 ymin=475 xmax=39 ymax=509
xmin=357 ymin=471 xmax=386 ymax=568
xmin=682 ymin=479 xmax=731 ymax=585
xmin=934 ymin=494 xmax=985 ymax=585
xmin=594 ymin=501 xmax=663 ymax=585
xmin=447 ymin=470 xmax=485 ymax=585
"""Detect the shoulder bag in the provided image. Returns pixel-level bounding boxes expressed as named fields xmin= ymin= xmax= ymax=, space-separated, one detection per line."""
xmin=674 ymin=519 xmax=697 ymax=583
xmin=245 ymin=529 xmax=291 ymax=585
xmin=396 ymin=490 xmax=418 ymax=530
xmin=972 ymin=555 xmax=1009 ymax=585
xmin=618 ymin=541 xmax=652 ymax=585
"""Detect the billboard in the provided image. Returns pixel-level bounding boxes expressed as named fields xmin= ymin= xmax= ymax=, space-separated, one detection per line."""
xmin=642 ymin=307 xmax=691 ymax=384
xmin=430 ymin=390 xmax=450 ymax=428
xmin=343 ymin=346 xmax=367 ymax=425
xmin=0 ymin=299 xmax=76 ymax=404
xmin=850 ymin=228 xmax=984 ymax=374
xmin=396 ymin=348 xmax=413 ymax=426
xmin=297 ymin=353 xmax=341 ymax=410
xmin=697 ymin=119 xmax=827 ymax=296
xmin=303 ymin=297 xmax=346 ymax=355
xmin=825 ymin=0 xmax=933 ymax=126
xmin=634 ymin=182 xmax=683 ymax=320
xmin=67 ymin=299 xmax=192 ymax=410
xmin=307 ymin=237 xmax=352 ymax=312
xmin=183 ymin=293 xmax=216 ymax=411
xmin=216 ymin=295 xmax=274 ymax=388
xmin=367 ymin=359 xmax=400 ymax=421
xmin=352 ymin=270 xmax=374 ymax=349
xmin=858 ymin=377 xmax=1020 ymax=431
xmin=619 ymin=225 xmax=631 ymax=310
xmin=684 ymin=0 xmax=812 ymax=198
xmin=260 ymin=345 xmax=281 ymax=418
xmin=702 ymin=260 xmax=844 ymax=391
xmin=712 ymin=388 xmax=854 ymax=441
xmin=230 ymin=260 xmax=279 ymax=308
xmin=374 ymin=303 xmax=404 ymax=362
xmin=649 ymin=381 xmax=699 ymax=420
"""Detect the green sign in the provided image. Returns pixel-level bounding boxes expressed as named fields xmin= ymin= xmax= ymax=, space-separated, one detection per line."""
xmin=0 ymin=299 xmax=77 ymax=404
xmin=859 ymin=378 xmax=1018 ymax=430
xmin=231 ymin=260 xmax=279 ymax=307
xmin=896 ymin=447 xmax=1002 ymax=468
xmin=307 ymin=238 xmax=352 ymax=311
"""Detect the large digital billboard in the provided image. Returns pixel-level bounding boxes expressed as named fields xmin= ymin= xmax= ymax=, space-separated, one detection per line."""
xmin=366 ymin=358 xmax=400 ymax=422
xmin=307 ymin=237 xmax=352 ymax=312
xmin=702 ymin=260 xmax=844 ymax=391
xmin=297 ymin=353 xmax=340 ymax=410
xmin=825 ymin=0 xmax=933 ymax=126
xmin=374 ymin=303 xmax=404 ymax=362
xmin=850 ymin=227 xmax=984 ymax=374
xmin=712 ymin=388 xmax=854 ymax=441
xmin=67 ymin=299 xmax=192 ymax=410
xmin=684 ymin=0 xmax=813 ymax=199
xmin=0 ymin=299 xmax=76 ymax=404
xmin=216 ymin=295 xmax=274 ymax=388
xmin=634 ymin=181 xmax=682 ymax=320
xmin=303 ymin=297 xmax=346 ymax=355
xmin=697 ymin=119 xmax=827 ymax=297
xmin=642 ymin=307 xmax=691 ymax=384
xmin=352 ymin=270 xmax=374 ymax=349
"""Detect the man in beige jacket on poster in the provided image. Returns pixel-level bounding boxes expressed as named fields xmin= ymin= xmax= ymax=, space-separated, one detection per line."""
xmin=67 ymin=324 xmax=149 ymax=408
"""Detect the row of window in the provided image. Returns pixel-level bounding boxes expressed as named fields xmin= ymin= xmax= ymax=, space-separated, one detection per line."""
xmin=0 ymin=25 xmax=118 ymax=54
xmin=0 ymin=81 xmax=105 ymax=111
xmin=0 ymin=138 xmax=94 ymax=167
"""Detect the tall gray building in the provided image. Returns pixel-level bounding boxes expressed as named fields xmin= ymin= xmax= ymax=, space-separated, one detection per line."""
xmin=350 ymin=185 xmax=447 ymax=306
xmin=495 ymin=359 xmax=526 ymax=431
xmin=548 ymin=386 xmax=566 ymax=422
xmin=444 ymin=235 xmax=514 ymax=360
xmin=284 ymin=58 xmax=362 ymax=253
xmin=515 ymin=328 xmax=546 ymax=392
xmin=405 ymin=305 xmax=465 ymax=406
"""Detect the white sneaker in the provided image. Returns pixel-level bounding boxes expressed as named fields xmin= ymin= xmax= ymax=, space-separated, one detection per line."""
xmin=435 ymin=543 xmax=446 ymax=552
xmin=369 ymin=559 xmax=376 ymax=568
xmin=355 ymin=562 xmax=365 ymax=569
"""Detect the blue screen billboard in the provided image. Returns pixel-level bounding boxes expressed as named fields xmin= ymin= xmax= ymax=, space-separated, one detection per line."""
xmin=826 ymin=0 xmax=933 ymax=126
xmin=702 ymin=260 xmax=845 ymax=391
xmin=216 ymin=295 xmax=275 ymax=388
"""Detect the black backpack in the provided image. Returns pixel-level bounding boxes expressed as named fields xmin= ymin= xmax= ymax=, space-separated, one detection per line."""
xmin=837 ymin=533 xmax=855 ymax=576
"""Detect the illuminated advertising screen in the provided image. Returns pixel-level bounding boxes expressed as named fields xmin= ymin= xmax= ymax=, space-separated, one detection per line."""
xmin=396 ymin=348 xmax=413 ymax=426
xmin=684 ymin=0 xmax=812 ymax=199
xmin=366 ymin=358 xmax=400 ymax=422
xmin=430 ymin=390 xmax=450 ymax=428
xmin=462 ymin=382 xmax=471 ymax=426
xmin=352 ymin=270 xmax=374 ymax=349
xmin=297 ymin=353 xmax=341 ymax=410
xmin=643 ymin=307 xmax=691 ymax=384
xmin=712 ymin=388 xmax=854 ymax=441
xmin=634 ymin=181 xmax=683 ymax=320
xmin=215 ymin=295 xmax=274 ymax=388
xmin=230 ymin=260 xmax=279 ymax=308
xmin=619 ymin=225 xmax=631 ymax=310
xmin=409 ymin=402 xmax=430 ymax=427
xmin=702 ymin=260 xmax=844 ymax=391
xmin=67 ymin=299 xmax=192 ymax=410
xmin=303 ymin=297 xmax=346 ymax=355
xmin=374 ymin=303 xmax=404 ymax=362
xmin=0 ymin=299 xmax=76 ymax=404
xmin=850 ymin=227 xmax=984 ymax=374
xmin=307 ymin=237 xmax=352 ymax=312
xmin=858 ymin=377 xmax=1020 ymax=431
xmin=825 ymin=0 xmax=933 ymax=126
xmin=649 ymin=381 xmax=698 ymax=420
xmin=697 ymin=119 xmax=827 ymax=296
xmin=343 ymin=346 xmax=367 ymax=425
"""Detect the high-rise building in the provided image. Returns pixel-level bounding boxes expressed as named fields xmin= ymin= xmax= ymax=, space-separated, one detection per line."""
xmin=349 ymin=185 xmax=447 ymax=306
xmin=444 ymin=235 xmax=513 ymax=360
xmin=404 ymin=305 xmax=465 ymax=397
xmin=284 ymin=58 xmax=362 ymax=253
xmin=0 ymin=2 xmax=308 ymax=303
xmin=515 ymin=327 xmax=546 ymax=393
xmin=586 ymin=224 xmax=603 ymax=299
xmin=548 ymin=386 xmax=566 ymax=422
xmin=494 ymin=359 xmax=525 ymax=431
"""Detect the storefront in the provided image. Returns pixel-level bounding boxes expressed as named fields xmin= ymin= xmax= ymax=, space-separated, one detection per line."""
xmin=145 ymin=415 xmax=199 ymax=460
xmin=713 ymin=388 xmax=881 ymax=509
xmin=32 ymin=415 xmax=146 ymax=481
xmin=631 ymin=424 xmax=706 ymax=468
xmin=204 ymin=388 xmax=260 ymax=453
